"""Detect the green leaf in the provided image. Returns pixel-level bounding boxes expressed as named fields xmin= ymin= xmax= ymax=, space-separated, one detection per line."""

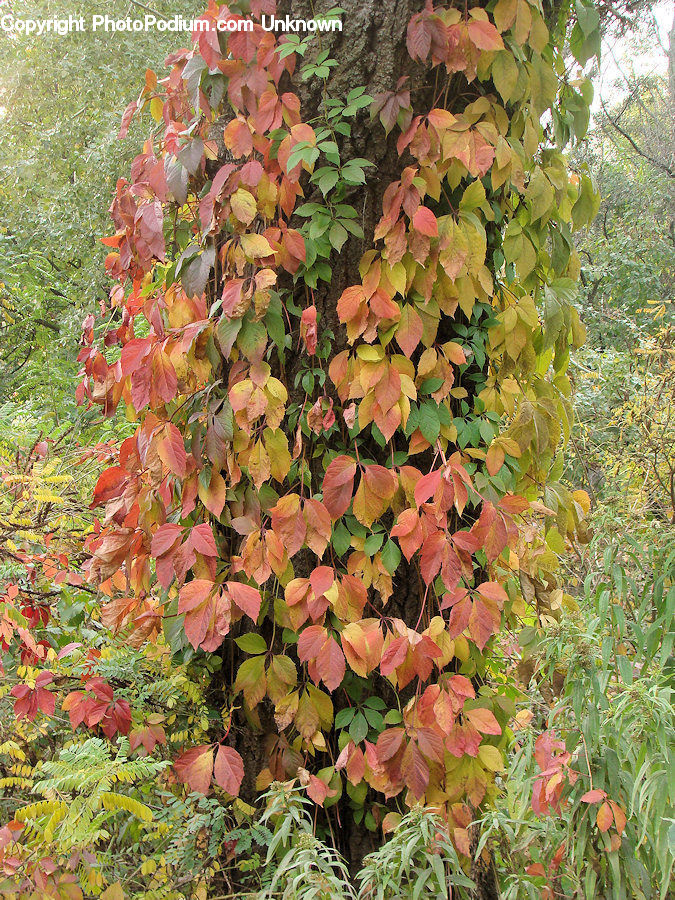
xmin=364 ymin=533 xmax=384 ymax=557
xmin=235 ymin=633 xmax=268 ymax=655
xmin=381 ymin=539 xmax=401 ymax=575
xmin=329 ymin=221 xmax=348 ymax=251
xmin=335 ymin=707 xmax=356 ymax=729
xmin=419 ymin=402 xmax=441 ymax=444
xmin=349 ymin=712 xmax=368 ymax=743
xmin=332 ymin=521 xmax=352 ymax=556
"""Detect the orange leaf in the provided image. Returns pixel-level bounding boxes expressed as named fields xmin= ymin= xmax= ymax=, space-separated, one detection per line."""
xmin=270 ymin=494 xmax=306 ymax=558
xmin=580 ymin=788 xmax=606 ymax=803
xmin=396 ymin=304 xmax=424 ymax=356
xmin=401 ymin=740 xmax=429 ymax=799
xmin=465 ymin=707 xmax=501 ymax=735
xmin=609 ymin=800 xmax=626 ymax=835
xmin=157 ymin=424 xmax=187 ymax=478
xmin=225 ymin=582 xmax=262 ymax=622
xmin=467 ymin=19 xmax=504 ymax=50
xmin=596 ymin=801 xmax=613 ymax=832
xmin=486 ymin=442 xmax=505 ymax=476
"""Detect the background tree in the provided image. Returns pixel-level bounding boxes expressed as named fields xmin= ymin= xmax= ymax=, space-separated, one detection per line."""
xmin=0 ymin=0 xmax=200 ymax=422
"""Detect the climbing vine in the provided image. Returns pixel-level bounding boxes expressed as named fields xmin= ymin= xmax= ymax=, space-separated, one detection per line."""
xmin=78 ymin=0 xmax=598 ymax=824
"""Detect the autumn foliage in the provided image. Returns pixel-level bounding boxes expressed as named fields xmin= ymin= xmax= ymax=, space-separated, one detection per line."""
xmin=0 ymin=0 xmax=634 ymax=894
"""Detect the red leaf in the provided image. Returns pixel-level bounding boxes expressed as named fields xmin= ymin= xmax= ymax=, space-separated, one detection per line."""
xmin=310 ymin=565 xmax=334 ymax=598
xmin=92 ymin=467 xmax=128 ymax=507
xmin=190 ymin=523 xmax=217 ymax=557
xmin=379 ymin=636 xmax=409 ymax=676
xmin=178 ymin=580 xmax=215 ymax=649
xmin=213 ymin=745 xmax=244 ymax=796
xmin=476 ymin=582 xmax=508 ymax=605
xmin=581 ymin=789 xmax=607 ymax=803
xmin=407 ymin=7 xmax=447 ymax=63
xmin=157 ymin=424 xmax=187 ymax=477
xmin=376 ymin=727 xmax=406 ymax=762
xmin=297 ymin=625 xmax=328 ymax=663
xmin=420 ymin=531 xmax=446 ymax=584
xmin=401 ymin=740 xmax=429 ymax=799
xmin=609 ymin=801 xmax=626 ymax=835
xmin=396 ymin=305 xmax=424 ymax=357
xmin=226 ymin=582 xmax=262 ymax=622
xmin=306 ymin=773 xmax=335 ymax=806
xmin=467 ymin=20 xmax=504 ymax=51
xmin=414 ymin=470 xmax=442 ymax=507
xmin=152 ymin=351 xmax=177 ymax=404
xmin=118 ymin=100 xmax=137 ymax=139
xmin=412 ymin=205 xmax=438 ymax=237
xmin=323 ymin=455 xmax=357 ymax=519
xmin=151 ymin=523 xmax=182 ymax=558
xmin=174 ymin=745 xmax=214 ymax=794
xmin=468 ymin=598 xmax=498 ymax=650
xmin=316 ymin=636 xmax=346 ymax=692
xmin=271 ymin=494 xmax=306 ymax=558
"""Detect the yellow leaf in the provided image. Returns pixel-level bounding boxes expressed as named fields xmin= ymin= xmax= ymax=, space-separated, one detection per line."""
xmin=101 ymin=885 xmax=126 ymax=900
xmin=478 ymin=745 xmax=504 ymax=772
xmin=150 ymin=97 xmax=163 ymax=122
xmin=572 ymin=489 xmax=591 ymax=515
xmin=241 ymin=233 xmax=273 ymax=258
xmin=247 ymin=440 xmax=271 ymax=490
xmin=231 ymin=189 xmax=257 ymax=226
xmin=263 ymin=428 xmax=291 ymax=482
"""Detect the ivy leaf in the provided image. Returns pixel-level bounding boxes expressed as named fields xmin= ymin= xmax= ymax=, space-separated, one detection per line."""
xmin=486 ymin=442 xmax=505 ymax=476
xmin=400 ymin=740 xmax=429 ymax=799
xmin=380 ymin=539 xmax=402 ymax=575
xmin=225 ymin=582 xmax=262 ymax=623
xmin=178 ymin=580 xmax=219 ymax=650
xmin=230 ymin=188 xmax=257 ymax=225
xmin=412 ymin=206 xmax=438 ymax=237
xmin=213 ymin=745 xmax=244 ymax=796
xmin=235 ymin=633 xmax=268 ymax=655
xmin=182 ymin=246 xmax=215 ymax=299
xmin=353 ymin=465 xmax=398 ymax=528
xmin=241 ymin=233 xmax=273 ymax=258
xmin=234 ymin=656 xmax=267 ymax=708
xmin=157 ymin=424 xmax=187 ymax=478
xmin=270 ymin=494 xmax=306 ymax=558
xmin=174 ymin=745 xmax=214 ymax=794
xmin=323 ymin=455 xmax=357 ymax=519
xmin=317 ymin=636 xmax=346 ymax=692
xmin=418 ymin=402 xmax=441 ymax=444
xmin=396 ymin=304 xmax=423 ymax=356
xmin=464 ymin=707 xmax=501 ymax=735
xmin=331 ymin=521 xmax=352 ymax=557
xmin=581 ymin=789 xmax=607 ymax=803
xmin=349 ymin=711 xmax=369 ymax=743
xmin=596 ymin=801 xmax=613 ymax=832
xmin=466 ymin=20 xmax=504 ymax=51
